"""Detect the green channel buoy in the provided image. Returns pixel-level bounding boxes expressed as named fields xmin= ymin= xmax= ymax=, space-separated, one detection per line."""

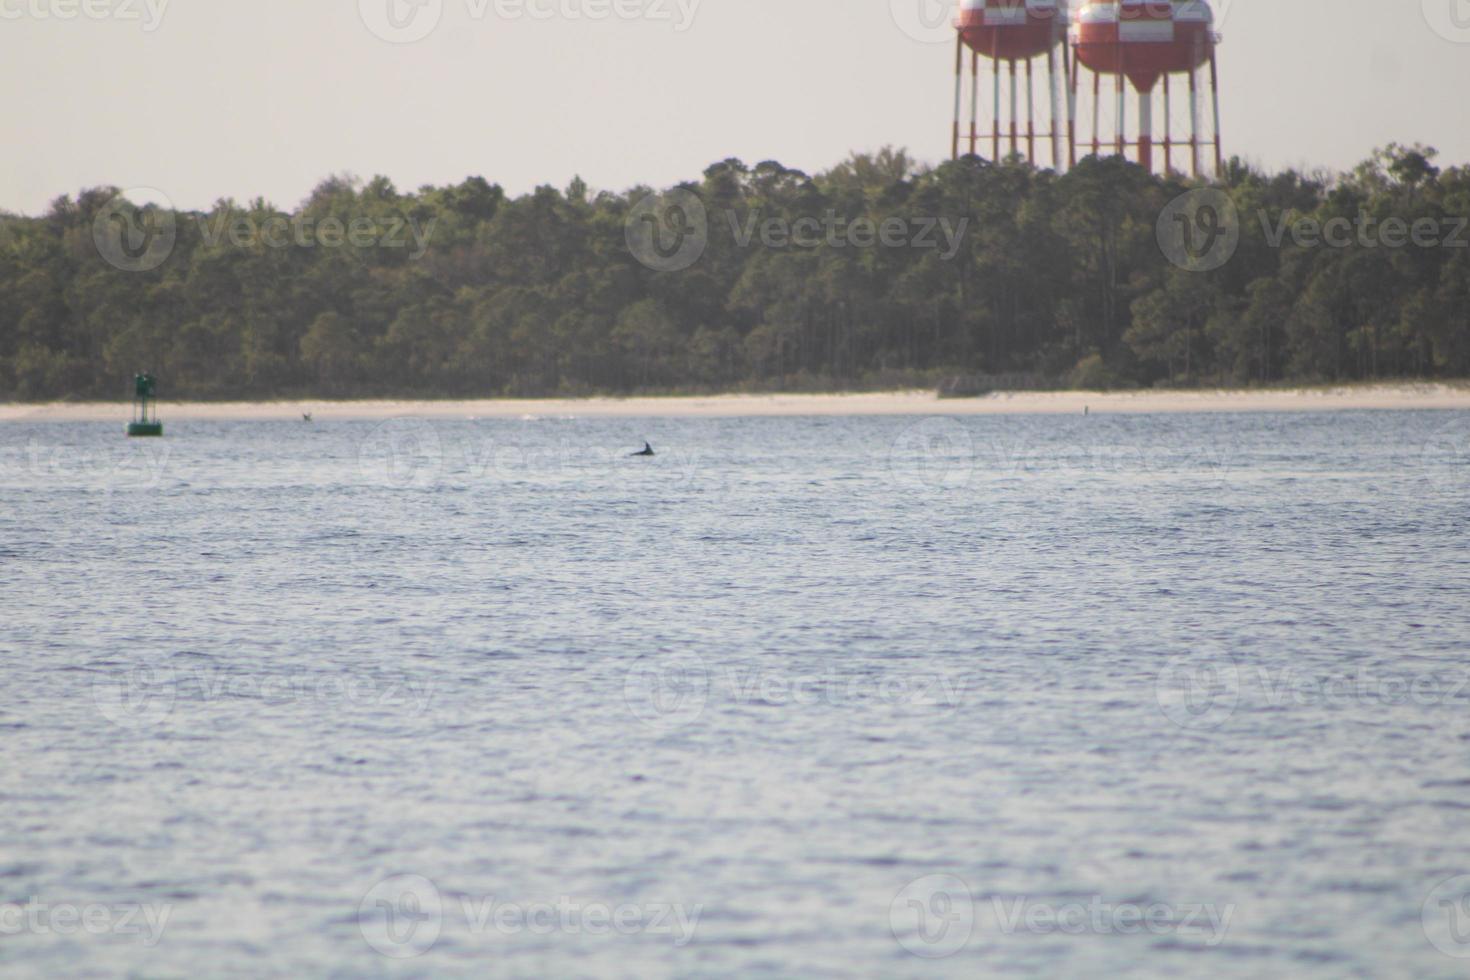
xmin=127 ymin=373 xmax=163 ymax=437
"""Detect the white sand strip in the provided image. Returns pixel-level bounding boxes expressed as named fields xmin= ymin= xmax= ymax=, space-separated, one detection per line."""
xmin=4 ymin=385 xmax=1470 ymax=422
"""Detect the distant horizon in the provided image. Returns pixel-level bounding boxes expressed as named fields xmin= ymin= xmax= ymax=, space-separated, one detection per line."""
xmin=5 ymin=140 xmax=1461 ymax=220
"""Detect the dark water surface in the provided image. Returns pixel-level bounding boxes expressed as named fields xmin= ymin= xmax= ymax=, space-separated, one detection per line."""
xmin=5 ymin=411 xmax=1470 ymax=977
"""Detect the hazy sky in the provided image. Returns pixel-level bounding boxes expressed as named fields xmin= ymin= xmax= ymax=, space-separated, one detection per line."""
xmin=4 ymin=0 xmax=1469 ymax=214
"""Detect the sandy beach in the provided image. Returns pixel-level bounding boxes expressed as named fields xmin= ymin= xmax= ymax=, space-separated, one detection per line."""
xmin=4 ymin=384 xmax=1470 ymax=422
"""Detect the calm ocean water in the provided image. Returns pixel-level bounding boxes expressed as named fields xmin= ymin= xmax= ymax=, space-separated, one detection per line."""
xmin=4 ymin=409 xmax=1470 ymax=977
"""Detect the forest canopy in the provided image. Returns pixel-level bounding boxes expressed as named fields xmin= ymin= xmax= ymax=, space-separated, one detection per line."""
xmin=1 ymin=144 xmax=1467 ymax=400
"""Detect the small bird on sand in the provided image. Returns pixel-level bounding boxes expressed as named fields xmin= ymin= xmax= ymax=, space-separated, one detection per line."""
xmin=631 ymin=441 xmax=655 ymax=457
xmin=302 ymin=412 xmax=314 ymax=422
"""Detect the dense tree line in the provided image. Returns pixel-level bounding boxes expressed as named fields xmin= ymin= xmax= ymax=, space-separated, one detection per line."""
xmin=1 ymin=144 xmax=1467 ymax=400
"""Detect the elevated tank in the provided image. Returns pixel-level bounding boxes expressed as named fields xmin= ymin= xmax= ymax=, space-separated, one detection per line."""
xmin=956 ymin=0 xmax=1068 ymax=61
xmin=1071 ymin=0 xmax=1214 ymax=92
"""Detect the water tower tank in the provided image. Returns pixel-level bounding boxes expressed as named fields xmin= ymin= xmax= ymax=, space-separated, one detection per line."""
xmin=957 ymin=0 xmax=1067 ymax=61
xmin=1071 ymin=0 xmax=1214 ymax=91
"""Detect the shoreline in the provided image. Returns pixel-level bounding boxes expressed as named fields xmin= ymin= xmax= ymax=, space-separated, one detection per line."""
xmin=4 ymin=384 xmax=1470 ymax=422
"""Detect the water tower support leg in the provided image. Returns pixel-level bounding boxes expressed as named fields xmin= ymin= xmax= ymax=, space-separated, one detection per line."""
xmin=952 ymin=33 xmax=964 ymax=160
xmin=1091 ymin=69 xmax=1100 ymax=158
xmin=1163 ymin=73 xmax=1173 ymax=175
xmin=1049 ymin=47 xmax=1061 ymax=169
xmin=970 ymin=51 xmax=981 ymax=156
xmin=1026 ymin=58 xmax=1036 ymax=166
xmin=1210 ymin=50 xmax=1224 ymax=177
xmin=1138 ymin=89 xmax=1153 ymax=173
xmin=1009 ymin=60 xmax=1019 ymax=158
xmin=1114 ymin=74 xmax=1125 ymax=157
xmin=1189 ymin=66 xmax=1200 ymax=178
xmin=993 ymin=58 xmax=1002 ymax=161
xmin=1066 ymin=44 xmax=1077 ymax=169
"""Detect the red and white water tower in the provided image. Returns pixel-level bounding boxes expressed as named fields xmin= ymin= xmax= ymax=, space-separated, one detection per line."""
xmin=951 ymin=0 xmax=1071 ymax=168
xmin=949 ymin=0 xmax=1223 ymax=176
xmin=1069 ymin=0 xmax=1223 ymax=176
